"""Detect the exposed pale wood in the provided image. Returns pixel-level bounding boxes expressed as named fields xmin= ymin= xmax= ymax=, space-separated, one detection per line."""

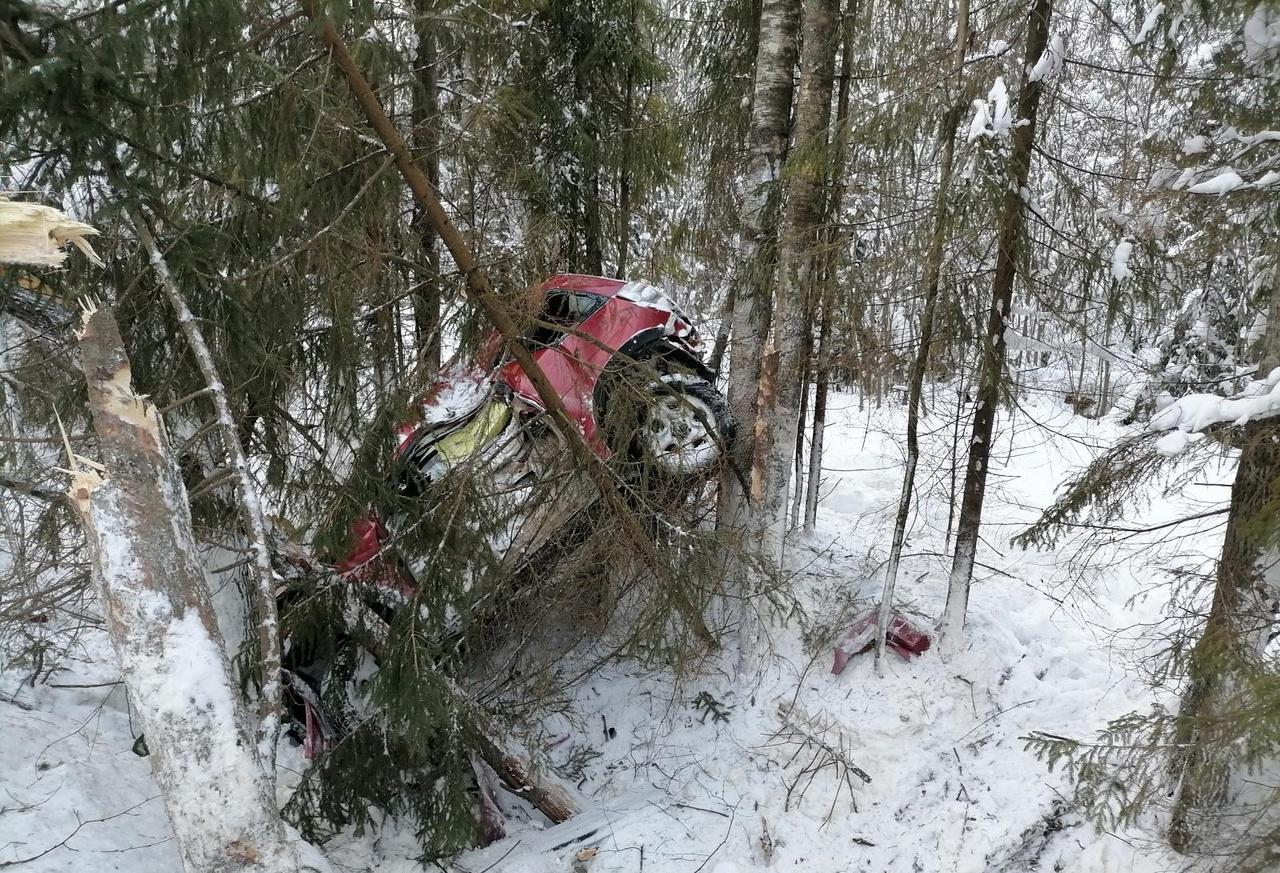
xmin=70 ymin=303 xmax=320 ymax=873
xmin=128 ymin=209 xmax=284 ymax=768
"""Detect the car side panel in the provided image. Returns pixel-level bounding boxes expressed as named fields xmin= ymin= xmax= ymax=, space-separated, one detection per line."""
xmin=497 ymin=297 xmax=671 ymax=455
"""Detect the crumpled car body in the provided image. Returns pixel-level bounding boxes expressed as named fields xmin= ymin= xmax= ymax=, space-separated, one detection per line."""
xmin=338 ymin=273 xmax=731 ymax=579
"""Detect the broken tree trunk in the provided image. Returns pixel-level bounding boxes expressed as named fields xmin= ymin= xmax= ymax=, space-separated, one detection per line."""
xmin=748 ymin=0 xmax=841 ymax=560
xmin=468 ymin=709 xmax=579 ymax=823
xmin=69 ymin=303 xmax=321 ymax=873
xmin=717 ymin=0 xmax=802 ymax=530
xmin=127 ymin=207 xmax=284 ymax=773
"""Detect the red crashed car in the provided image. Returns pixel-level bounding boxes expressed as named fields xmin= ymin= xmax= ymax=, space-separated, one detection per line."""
xmin=338 ymin=274 xmax=735 ymax=575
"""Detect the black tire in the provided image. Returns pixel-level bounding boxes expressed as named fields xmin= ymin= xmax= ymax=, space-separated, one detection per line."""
xmin=599 ymin=371 xmax=732 ymax=483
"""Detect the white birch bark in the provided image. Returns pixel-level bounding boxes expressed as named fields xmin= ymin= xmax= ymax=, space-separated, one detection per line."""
xmin=748 ymin=0 xmax=841 ymax=561
xmin=69 ymin=303 xmax=322 ymax=873
xmin=718 ymin=0 xmax=801 ymax=530
xmin=127 ymin=209 xmax=283 ymax=767
xmin=732 ymin=0 xmax=840 ymax=673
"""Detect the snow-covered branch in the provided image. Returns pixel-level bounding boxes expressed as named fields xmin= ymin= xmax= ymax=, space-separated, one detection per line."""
xmin=1147 ymin=365 xmax=1280 ymax=455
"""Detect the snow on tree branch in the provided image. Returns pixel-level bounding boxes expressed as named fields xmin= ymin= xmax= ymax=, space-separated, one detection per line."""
xmin=1133 ymin=4 xmax=1165 ymax=46
xmin=1186 ymin=169 xmax=1246 ymax=195
xmin=1147 ymin=365 xmax=1280 ymax=455
xmin=1027 ymin=34 xmax=1064 ymax=83
xmin=967 ymin=78 xmax=1011 ymax=142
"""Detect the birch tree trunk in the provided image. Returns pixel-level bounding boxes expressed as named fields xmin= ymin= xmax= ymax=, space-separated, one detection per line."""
xmin=748 ymin=0 xmax=840 ymax=560
xmin=127 ymin=209 xmax=283 ymax=770
xmin=874 ymin=0 xmax=969 ymax=667
xmin=69 ymin=304 xmax=321 ymax=873
xmin=718 ymin=0 xmax=801 ymax=529
xmin=938 ymin=0 xmax=1053 ymax=648
xmin=1169 ymin=260 xmax=1280 ymax=852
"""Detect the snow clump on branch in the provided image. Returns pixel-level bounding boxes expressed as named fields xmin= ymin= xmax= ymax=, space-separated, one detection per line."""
xmin=1148 ymin=366 xmax=1280 ymax=456
xmin=967 ymin=78 xmax=1012 ymax=142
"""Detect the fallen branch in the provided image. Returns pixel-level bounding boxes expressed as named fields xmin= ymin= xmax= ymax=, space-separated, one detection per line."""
xmin=763 ymin=703 xmax=871 ymax=820
xmin=274 ymin=546 xmax=581 ymax=824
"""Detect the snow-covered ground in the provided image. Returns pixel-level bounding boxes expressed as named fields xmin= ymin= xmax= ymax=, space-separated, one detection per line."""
xmin=0 ymin=388 xmax=1230 ymax=872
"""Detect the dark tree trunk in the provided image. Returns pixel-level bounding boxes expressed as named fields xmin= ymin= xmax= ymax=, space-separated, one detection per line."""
xmin=412 ymin=0 xmax=442 ymax=375
xmin=875 ymin=0 xmax=969 ymax=666
xmin=803 ymin=297 xmax=831 ymax=532
xmin=1169 ymin=262 xmax=1280 ymax=852
xmin=790 ymin=334 xmax=811 ymax=530
xmin=803 ymin=0 xmax=857 ymax=534
xmin=616 ymin=17 xmax=635 ymax=279
xmin=939 ymin=0 xmax=1053 ymax=648
xmin=708 ymin=282 xmax=736 ymax=376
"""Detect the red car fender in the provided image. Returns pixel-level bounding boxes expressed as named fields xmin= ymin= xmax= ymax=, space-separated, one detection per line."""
xmin=497 ymin=298 xmax=675 ymax=455
xmin=335 ymin=515 xmax=414 ymax=594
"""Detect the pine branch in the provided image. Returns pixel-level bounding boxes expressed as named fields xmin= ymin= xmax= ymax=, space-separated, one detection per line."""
xmin=0 ymin=473 xmax=61 ymax=502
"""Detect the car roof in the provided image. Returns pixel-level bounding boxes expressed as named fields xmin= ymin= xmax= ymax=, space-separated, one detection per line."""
xmin=543 ymin=273 xmax=629 ymax=297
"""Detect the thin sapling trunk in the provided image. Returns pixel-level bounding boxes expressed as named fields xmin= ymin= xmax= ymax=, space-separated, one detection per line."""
xmin=874 ymin=0 xmax=969 ymax=668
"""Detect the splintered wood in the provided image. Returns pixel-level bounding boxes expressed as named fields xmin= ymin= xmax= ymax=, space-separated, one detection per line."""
xmin=0 ymin=198 xmax=102 ymax=268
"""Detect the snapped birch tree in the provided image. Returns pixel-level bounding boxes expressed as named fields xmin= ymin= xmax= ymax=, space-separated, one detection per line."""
xmin=749 ymin=0 xmax=840 ymax=557
xmin=125 ymin=207 xmax=284 ymax=769
xmin=0 ymin=200 xmax=316 ymax=871
xmin=69 ymin=302 xmax=324 ymax=873
xmin=938 ymin=0 xmax=1053 ymax=648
